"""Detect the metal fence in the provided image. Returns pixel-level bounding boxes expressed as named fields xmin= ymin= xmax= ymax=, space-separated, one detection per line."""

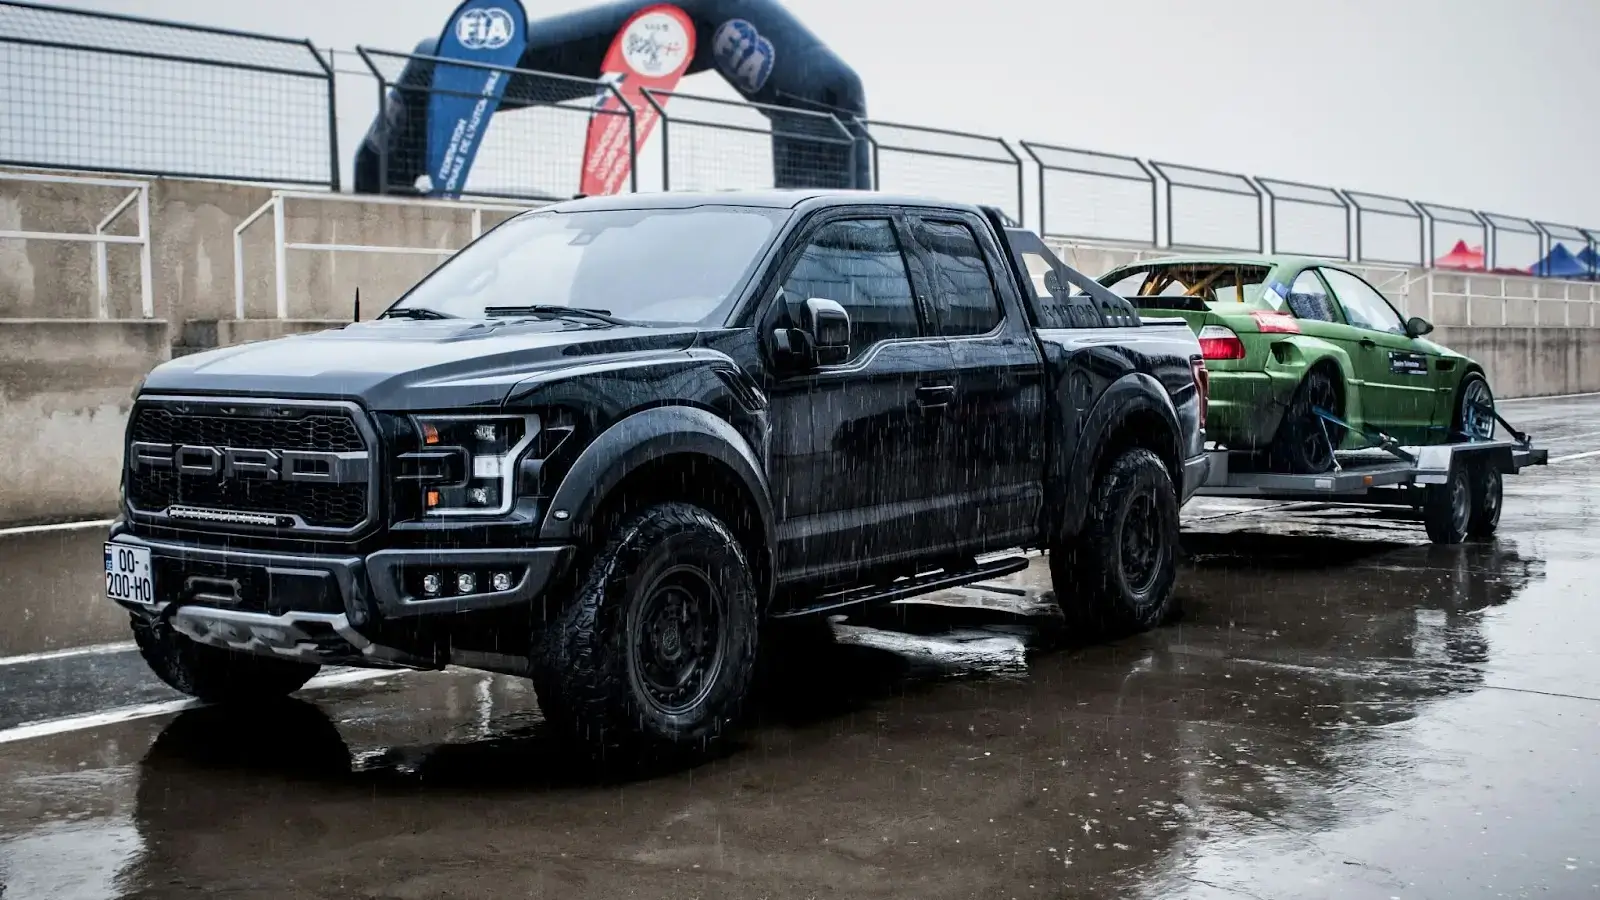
xmin=1260 ymin=178 xmax=1349 ymax=260
xmin=644 ymin=88 xmax=857 ymax=192
xmin=857 ymin=120 xmax=1023 ymax=226
xmin=4 ymin=1 xmax=1598 ymax=277
xmin=1019 ymin=143 xmax=1156 ymax=246
xmin=0 ymin=1 xmax=337 ymax=187
xmin=357 ymin=47 xmax=632 ymax=202
xmin=1150 ymin=161 xmax=1262 ymax=253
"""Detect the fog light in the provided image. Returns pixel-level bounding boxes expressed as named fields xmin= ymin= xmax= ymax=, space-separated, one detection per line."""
xmin=456 ymin=572 xmax=476 ymax=594
xmin=474 ymin=423 xmax=498 ymax=441
xmin=468 ymin=487 xmax=490 ymax=506
xmin=422 ymin=573 xmax=442 ymax=595
xmin=491 ymin=571 xmax=512 ymax=592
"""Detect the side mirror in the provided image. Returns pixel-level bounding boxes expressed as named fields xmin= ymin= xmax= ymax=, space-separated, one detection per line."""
xmin=1406 ymin=316 xmax=1434 ymax=337
xmin=772 ymin=297 xmax=851 ymax=369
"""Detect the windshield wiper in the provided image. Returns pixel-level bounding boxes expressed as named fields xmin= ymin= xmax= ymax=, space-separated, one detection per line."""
xmin=379 ymin=306 xmax=456 ymax=320
xmin=483 ymin=305 xmax=634 ymax=326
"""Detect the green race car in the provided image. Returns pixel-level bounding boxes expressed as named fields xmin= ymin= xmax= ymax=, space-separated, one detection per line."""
xmin=1098 ymin=255 xmax=1496 ymax=473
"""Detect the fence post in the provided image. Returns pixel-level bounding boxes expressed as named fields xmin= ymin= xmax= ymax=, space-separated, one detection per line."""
xmin=137 ymin=184 xmax=154 ymax=319
xmin=273 ymin=194 xmax=289 ymax=319
xmin=94 ymin=236 xmax=109 ymax=321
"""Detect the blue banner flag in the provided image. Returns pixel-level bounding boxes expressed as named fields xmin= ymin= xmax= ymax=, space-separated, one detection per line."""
xmin=425 ymin=0 xmax=529 ymax=198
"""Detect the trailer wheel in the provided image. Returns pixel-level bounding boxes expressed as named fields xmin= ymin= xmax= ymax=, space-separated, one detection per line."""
xmin=1466 ymin=460 xmax=1502 ymax=539
xmin=1423 ymin=461 xmax=1471 ymax=544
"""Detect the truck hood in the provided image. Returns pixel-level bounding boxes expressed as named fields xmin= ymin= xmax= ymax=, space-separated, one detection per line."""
xmin=141 ymin=318 xmax=702 ymax=411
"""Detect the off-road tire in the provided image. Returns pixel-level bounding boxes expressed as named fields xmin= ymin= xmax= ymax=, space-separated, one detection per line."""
xmin=1451 ymin=373 xmax=1496 ymax=441
xmin=1423 ymin=461 xmax=1472 ymax=544
xmin=1050 ymin=448 xmax=1180 ymax=638
xmin=1270 ymin=366 xmax=1344 ymax=474
xmin=131 ymin=617 xmax=321 ymax=703
xmin=530 ymin=502 xmax=759 ymax=762
xmin=1466 ymin=459 xmax=1503 ymax=539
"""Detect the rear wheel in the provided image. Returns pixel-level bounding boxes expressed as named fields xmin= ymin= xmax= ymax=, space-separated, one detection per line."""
xmin=1270 ymin=367 xmax=1344 ymax=474
xmin=132 ymin=618 xmax=321 ymax=703
xmin=1050 ymin=448 xmax=1180 ymax=637
xmin=1453 ymin=373 xmax=1496 ymax=441
xmin=1466 ymin=460 xmax=1503 ymax=539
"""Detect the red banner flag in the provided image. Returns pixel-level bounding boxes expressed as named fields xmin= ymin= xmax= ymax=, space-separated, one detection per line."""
xmin=579 ymin=4 xmax=695 ymax=196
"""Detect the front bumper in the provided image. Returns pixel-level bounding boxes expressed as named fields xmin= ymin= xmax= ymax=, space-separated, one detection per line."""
xmin=107 ymin=522 xmax=573 ymax=666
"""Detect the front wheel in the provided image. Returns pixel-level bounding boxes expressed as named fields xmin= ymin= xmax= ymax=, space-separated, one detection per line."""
xmin=1453 ymin=373 xmax=1496 ymax=441
xmin=1050 ymin=447 xmax=1180 ymax=637
xmin=132 ymin=618 xmax=321 ymax=703
xmin=530 ymin=502 xmax=760 ymax=761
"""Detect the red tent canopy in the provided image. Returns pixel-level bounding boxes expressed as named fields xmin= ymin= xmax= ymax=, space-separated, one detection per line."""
xmin=1436 ymin=240 xmax=1486 ymax=270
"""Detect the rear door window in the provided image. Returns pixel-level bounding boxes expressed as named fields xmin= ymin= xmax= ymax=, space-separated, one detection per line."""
xmin=912 ymin=218 xmax=1004 ymax=336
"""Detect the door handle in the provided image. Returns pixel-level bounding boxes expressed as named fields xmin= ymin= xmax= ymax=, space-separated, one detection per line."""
xmin=1359 ymin=338 xmax=1377 ymax=349
xmin=916 ymin=384 xmax=956 ymax=408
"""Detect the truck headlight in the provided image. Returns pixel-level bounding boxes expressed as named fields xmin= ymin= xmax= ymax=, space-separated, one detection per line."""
xmin=409 ymin=414 xmax=539 ymax=516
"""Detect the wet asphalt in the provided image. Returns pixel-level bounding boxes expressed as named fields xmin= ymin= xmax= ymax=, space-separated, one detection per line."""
xmin=1 ymin=396 xmax=1598 ymax=899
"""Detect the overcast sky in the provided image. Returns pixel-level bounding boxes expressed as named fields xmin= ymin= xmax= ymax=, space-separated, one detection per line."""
xmin=50 ymin=0 xmax=1600 ymax=229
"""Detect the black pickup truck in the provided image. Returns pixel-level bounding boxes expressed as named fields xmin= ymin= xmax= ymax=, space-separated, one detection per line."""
xmin=106 ymin=190 xmax=1209 ymax=756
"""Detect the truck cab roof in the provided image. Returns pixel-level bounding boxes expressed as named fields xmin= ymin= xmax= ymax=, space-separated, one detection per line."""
xmin=547 ymin=189 xmax=990 ymax=217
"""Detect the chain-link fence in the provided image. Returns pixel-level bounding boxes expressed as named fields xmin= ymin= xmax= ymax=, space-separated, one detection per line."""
xmin=0 ymin=1 xmax=336 ymax=187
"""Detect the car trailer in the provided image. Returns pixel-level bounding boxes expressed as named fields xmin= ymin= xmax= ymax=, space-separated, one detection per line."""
xmin=1193 ymin=406 xmax=1548 ymax=544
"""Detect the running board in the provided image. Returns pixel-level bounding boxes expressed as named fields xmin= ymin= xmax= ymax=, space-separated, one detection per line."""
xmin=772 ymin=556 xmax=1031 ymax=620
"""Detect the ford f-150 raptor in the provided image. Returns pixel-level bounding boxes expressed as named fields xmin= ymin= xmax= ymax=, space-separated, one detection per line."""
xmin=106 ymin=190 xmax=1209 ymax=757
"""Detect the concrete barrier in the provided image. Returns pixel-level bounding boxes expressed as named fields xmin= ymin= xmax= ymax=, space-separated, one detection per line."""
xmin=1 ymin=527 xmax=130 ymax=657
xmin=0 ymin=319 xmax=167 ymax=526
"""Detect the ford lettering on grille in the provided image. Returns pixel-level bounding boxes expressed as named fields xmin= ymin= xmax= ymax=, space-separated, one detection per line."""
xmin=129 ymin=442 xmax=369 ymax=484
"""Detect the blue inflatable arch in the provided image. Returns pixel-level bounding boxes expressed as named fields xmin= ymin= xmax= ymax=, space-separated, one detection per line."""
xmin=354 ymin=0 xmax=869 ymax=195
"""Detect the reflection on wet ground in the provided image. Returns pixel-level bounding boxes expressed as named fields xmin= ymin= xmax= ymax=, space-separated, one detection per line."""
xmin=1 ymin=397 xmax=1598 ymax=899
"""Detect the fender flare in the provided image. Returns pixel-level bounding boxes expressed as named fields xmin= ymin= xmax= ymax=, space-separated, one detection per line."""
xmin=1055 ymin=372 xmax=1183 ymax=541
xmin=537 ymin=405 xmax=775 ymax=557
xmin=1250 ymin=336 xmax=1361 ymax=433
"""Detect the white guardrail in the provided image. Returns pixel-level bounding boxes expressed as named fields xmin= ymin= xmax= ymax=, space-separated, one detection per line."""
xmin=0 ymin=171 xmax=154 ymax=318
xmin=232 ymin=190 xmax=534 ymax=319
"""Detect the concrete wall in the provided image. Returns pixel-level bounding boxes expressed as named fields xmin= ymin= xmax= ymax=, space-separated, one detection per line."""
xmin=0 ymin=319 xmax=168 ymax=525
xmin=0 ymin=168 xmax=525 ymax=324
xmin=1 ymin=171 xmax=1598 ymax=528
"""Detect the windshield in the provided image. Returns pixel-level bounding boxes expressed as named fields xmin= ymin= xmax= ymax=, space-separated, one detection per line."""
xmin=389 ymin=205 xmax=788 ymax=325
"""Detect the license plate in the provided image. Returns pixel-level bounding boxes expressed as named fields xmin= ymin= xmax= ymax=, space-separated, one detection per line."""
xmin=105 ymin=543 xmax=153 ymax=605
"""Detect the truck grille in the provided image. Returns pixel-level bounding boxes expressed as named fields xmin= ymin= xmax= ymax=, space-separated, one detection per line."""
xmin=126 ymin=401 xmax=374 ymax=534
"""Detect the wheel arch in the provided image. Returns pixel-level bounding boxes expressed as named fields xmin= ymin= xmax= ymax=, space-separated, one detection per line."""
xmin=539 ymin=405 xmax=776 ymax=606
xmin=1054 ymin=372 xmax=1183 ymax=543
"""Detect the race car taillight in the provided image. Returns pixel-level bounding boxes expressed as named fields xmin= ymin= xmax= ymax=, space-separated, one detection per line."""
xmin=1190 ymin=355 xmax=1210 ymax=431
xmin=1197 ymin=325 xmax=1246 ymax=360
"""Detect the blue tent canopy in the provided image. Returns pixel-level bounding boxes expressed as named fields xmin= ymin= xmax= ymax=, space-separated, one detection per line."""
xmin=1578 ymin=246 xmax=1600 ymax=275
xmin=1531 ymin=243 xmax=1591 ymax=278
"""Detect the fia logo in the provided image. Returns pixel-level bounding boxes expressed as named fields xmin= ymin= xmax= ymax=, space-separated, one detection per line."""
xmin=456 ymin=6 xmax=516 ymax=51
xmin=712 ymin=19 xmax=775 ymax=94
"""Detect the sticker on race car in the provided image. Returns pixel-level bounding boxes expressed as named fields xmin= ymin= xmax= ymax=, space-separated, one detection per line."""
xmin=1388 ymin=351 xmax=1429 ymax=376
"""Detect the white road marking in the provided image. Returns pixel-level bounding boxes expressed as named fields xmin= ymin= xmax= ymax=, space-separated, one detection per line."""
xmin=0 ymin=668 xmax=401 ymax=746
xmin=1550 ymin=448 xmax=1600 ymax=464
xmin=0 ymin=641 xmax=135 ymax=668
xmin=0 ymin=518 xmax=116 ymax=538
xmin=1500 ymin=390 xmax=1600 ymax=403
